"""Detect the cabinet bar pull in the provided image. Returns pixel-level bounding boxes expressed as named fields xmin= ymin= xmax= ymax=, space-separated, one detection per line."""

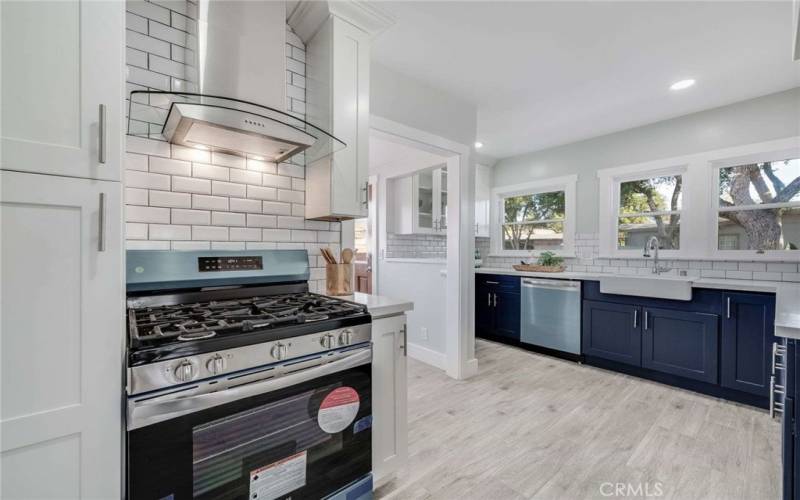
xmin=493 ymin=293 xmax=497 ymax=307
xmin=643 ymin=310 xmax=648 ymax=330
xmin=98 ymin=192 xmax=107 ymax=252
xmin=633 ymin=309 xmax=638 ymax=328
xmin=487 ymin=292 xmax=491 ymax=307
xmin=401 ymin=324 xmax=407 ymax=357
xmin=726 ymin=297 xmax=731 ymax=319
xmin=485 ymin=281 xmax=499 ymax=285
xmin=98 ymin=104 xmax=107 ymax=164
xmin=361 ymin=181 xmax=369 ymax=207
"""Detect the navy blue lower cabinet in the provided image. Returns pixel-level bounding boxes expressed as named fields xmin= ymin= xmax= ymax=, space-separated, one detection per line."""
xmin=493 ymin=290 xmax=521 ymax=340
xmin=475 ymin=284 xmax=494 ymax=338
xmin=641 ymin=307 xmax=718 ymax=384
xmin=721 ymin=292 xmax=776 ymax=397
xmin=582 ymin=300 xmax=641 ymax=366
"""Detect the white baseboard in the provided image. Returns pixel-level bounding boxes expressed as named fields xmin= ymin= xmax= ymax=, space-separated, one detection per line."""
xmin=407 ymin=342 xmax=447 ymax=370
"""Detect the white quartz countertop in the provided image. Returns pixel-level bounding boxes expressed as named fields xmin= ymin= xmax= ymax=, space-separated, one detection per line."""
xmin=475 ymin=267 xmax=800 ymax=339
xmin=329 ymin=292 xmax=414 ymax=319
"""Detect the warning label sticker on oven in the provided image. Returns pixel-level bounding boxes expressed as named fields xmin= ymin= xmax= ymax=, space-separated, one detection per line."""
xmin=249 ymin=451 xmax=307 ymax=500
xmin=318 ymin=386 xmax=360 ymax=434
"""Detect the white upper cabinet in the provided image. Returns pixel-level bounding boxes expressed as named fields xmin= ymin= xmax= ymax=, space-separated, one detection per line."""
xmin=391 ymin=166 xmax=448 ymax=235
xmin=475 ymin=164 xmax=491 ymax=237
xmin=1 ymin=171 xmax=123 ymax=500
xmin=305 ymin=15 xmax=371 ymax=220
xmin=0 ymin=0 xmax=123 ymax=181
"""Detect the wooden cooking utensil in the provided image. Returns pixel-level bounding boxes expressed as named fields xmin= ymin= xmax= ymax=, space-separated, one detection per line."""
xmin=341 ymin=248 xmax=354 ymax=264
xmin=321 ymin=247 xmax=337 ymax=264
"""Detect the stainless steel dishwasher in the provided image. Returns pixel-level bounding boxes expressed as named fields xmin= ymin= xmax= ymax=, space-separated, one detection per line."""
xmin=521 ymin=278 xmax=581 ymax=355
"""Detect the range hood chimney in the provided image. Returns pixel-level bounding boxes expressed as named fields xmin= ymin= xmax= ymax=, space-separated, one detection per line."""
xmin=127 ymin=0 xmax=344 ymax=163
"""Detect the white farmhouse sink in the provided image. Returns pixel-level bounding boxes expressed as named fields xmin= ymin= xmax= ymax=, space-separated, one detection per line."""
xmin=599 ymin=275 xmax=693 ymax=301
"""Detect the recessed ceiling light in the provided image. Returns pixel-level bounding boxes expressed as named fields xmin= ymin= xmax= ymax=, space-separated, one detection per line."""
xmin=474 ymin=141 xmax=483 ymax=149
xmin=670 ymin=79 xmax=695 ymax=91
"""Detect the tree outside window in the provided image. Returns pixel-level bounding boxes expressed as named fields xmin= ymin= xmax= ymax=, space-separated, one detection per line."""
xmin=502 ymin=191 xmax=565 ymax=251
xmin=717 ymin=158 xmax=800 ymax=251
xmin=617 ymin=175 xmax=682 ymax=250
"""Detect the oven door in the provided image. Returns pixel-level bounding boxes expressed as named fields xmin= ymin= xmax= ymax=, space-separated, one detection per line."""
xmin=127 ymin=346 xmax=372 ymax=500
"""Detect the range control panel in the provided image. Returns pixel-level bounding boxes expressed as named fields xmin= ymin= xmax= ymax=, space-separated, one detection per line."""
xmin=198 ymin=256 xmax=263 ymax=272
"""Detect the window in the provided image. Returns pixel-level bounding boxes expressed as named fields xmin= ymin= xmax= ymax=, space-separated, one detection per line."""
xmin=617 ymin=174 xmax=682 ymax=251
xmin=491 ymin=175 xmax=576 ymax=256
xmin=502 ymin=190 xmax=565 ymax=251
xmin=716 ymin=157 xmax=800 ymax=252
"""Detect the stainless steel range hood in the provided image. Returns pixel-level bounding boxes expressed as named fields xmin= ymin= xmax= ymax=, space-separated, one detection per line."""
xmin=126 ymin=0 xmax=344 ymax=163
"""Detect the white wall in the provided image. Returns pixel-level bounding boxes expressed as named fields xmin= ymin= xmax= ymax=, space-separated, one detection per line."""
xmin=378 ymin=260 xmax=447 ymax=364
xmin=492 ymin=87 xmax=800 ymax=235
xmin=370 ymin=62 xmax=477 ymax=147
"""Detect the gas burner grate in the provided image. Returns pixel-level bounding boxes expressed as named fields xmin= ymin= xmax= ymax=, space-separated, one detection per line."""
xmin=128 ymin=293 xmax=367 ymax=348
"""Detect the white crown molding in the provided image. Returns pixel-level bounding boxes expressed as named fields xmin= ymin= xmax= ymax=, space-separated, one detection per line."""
xmin=288 ymin=1 xmax=396 ymax=43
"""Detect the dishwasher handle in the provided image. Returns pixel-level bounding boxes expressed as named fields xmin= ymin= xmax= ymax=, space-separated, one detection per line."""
xmin=521 ymin=278 xmax=580 ymax=291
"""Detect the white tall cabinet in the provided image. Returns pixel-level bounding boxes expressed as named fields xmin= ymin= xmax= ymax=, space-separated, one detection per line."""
xmin=0 ymin=1 xmax=124 ymax=498
xmin=371 ymin=313 xmax=408 ymax=487
xmin=391 ymin=166 xmax=449 ymax=235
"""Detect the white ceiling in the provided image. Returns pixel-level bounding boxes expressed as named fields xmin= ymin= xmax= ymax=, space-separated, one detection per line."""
xmin=371 ymin=1 xmax=800 ymax=159
xmin=369 ymin=131 xmax=449 ymax=178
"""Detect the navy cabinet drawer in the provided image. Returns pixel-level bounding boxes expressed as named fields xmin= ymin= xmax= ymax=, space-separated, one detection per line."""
xmin=476 ymin=273 xmax=520 ymax=293
xmin=641 ymin=307 xmax=719 ymax=384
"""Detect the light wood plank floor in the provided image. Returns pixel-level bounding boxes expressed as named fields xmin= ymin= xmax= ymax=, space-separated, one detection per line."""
xmin=376 ymin=339 xmax=781 ymax=500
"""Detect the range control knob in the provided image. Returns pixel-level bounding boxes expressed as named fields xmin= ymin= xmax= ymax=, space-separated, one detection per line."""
xmin=174 ymin=359 xmax=195 ymax=382
xmin=320 ymin=334 xmax=336 ymax=349
xmin=206 ymin=354 xmax=226 ymax=375
xmin=271 ymin=343 xmax=288 ymax=360
xmin=339 ymin=329 xmax=354 ymax=346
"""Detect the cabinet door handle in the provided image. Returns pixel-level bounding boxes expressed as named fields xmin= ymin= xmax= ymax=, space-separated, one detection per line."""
xmin=361 ymin=180 xmax=369 ymax=207
xmin=487 ymin=292 xmax=491 ymax=307
xmin=485 ymin=281 xmax=499 ymax=285
xmin=401 ymin=324 xmax=407 ymax=357
xmin=98 ymin=192 xmax=107 ymax=252
xmin=98 ymin=104 xmax=107 ymax=164
xmin=643 ymin=310 xmax=648 ymax=331
xmin=726 ymin=297 xmax=731 ymax=319
xmin=633 ymin=309 xmax=638 ymax=329
xmin=493 ymin=293 xmax=497 ymax=307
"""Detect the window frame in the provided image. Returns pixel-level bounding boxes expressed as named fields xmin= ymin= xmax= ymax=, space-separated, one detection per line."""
xmin=597 ymin=137 xmax=800 ymax=262
xmin=710 ymin=147 xmax=800 ymax=260
xmin=490 ymin=175 xmax=577 ymax=257
xmin=611 ymin=166 xmax=687 ymax=257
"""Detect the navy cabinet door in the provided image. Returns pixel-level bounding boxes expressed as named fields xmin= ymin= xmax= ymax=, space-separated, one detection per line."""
xmin=721 ymin=292 xmax=776 ymax=396
xmin=493 ymin=291 xmax=521 ymax=340
xmin=582 ymin=300 xmax=641 ymax=366
xmin=475 ymin=284 xmax=494 ymax=338
xmin=641 ymin=307 xmax=718 ymax=384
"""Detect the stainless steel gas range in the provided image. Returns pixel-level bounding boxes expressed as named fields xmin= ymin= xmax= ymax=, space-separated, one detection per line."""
xmin=125 ymin=250 xmax=374 ymax=500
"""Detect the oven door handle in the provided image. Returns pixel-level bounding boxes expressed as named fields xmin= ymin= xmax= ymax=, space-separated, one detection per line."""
xmin=128 ymin=347 xmax=371 ymax=430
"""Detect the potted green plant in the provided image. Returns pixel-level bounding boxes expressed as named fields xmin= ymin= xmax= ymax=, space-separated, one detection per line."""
xmin=512 ymin=251 xmax=566 ymax=272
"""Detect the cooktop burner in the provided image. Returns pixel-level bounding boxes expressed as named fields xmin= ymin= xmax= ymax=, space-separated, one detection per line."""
xmin=128 ymin=292 xmax=368 ymax=350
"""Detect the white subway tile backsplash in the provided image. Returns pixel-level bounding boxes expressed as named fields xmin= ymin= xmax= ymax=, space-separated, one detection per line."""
xmin=230 ymin=227 xmax=262 ymax=241
xmin=127 ymin=240 xmax=171 ymax=250
xmin=211 ymin=181 xmax=246 ymax=198
xmin=246 ymin=214 xmax=277 ymax=228
xmin=737 ymin=262 xmax=767 ymax=272
xmin=192 ymin=194 xmax=228 ymax=211
xmin=262 ymin=201 xmax=292 ymax=215
xmin=754 ymin=271 xmax=783 ymax=281
xmin=229 ymin=198 xmax=263 ymax=214
xmin=768 ymin=263 xmax=798 ymax=273
xmin=171 ymin=208 xmax=210 ymax=225
xmin=278 ymin=189 xmax=304 ymax=204
xmin=149 ymin=190 xmax=191 ymax=208
xmin=127 ymin=205 xmax=170 ymax=224
xmin=725 ymin=270 xmax=753 ymax=280
xmin=192 ymin=226 xmax=228 ymax=241
xmin=230 ymin=168 xmax=263 ymax=185
xmin=149 ymin=156 xmax=191 ymax=176
xmin=126 ymin=170 xmax=171 ymax=190
xmin=124 ymin=19 xmax=333 ymax=283
xmin=212 ymin=211 xmax=246 ymax=227
xmin=172 ymin=176 xmax=211 ymax=194
xmin=247 ymin=185 xmax=277 ymax=201
xmin=712 ymin=261 xmax=739 ymax=271
xmin=263 ymin=173 xmax=292 ymax=189
xmin=784 ymin=273 xmax=800 ymax=282
xmin=149 ymin=224 xmax=191 ymax=240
